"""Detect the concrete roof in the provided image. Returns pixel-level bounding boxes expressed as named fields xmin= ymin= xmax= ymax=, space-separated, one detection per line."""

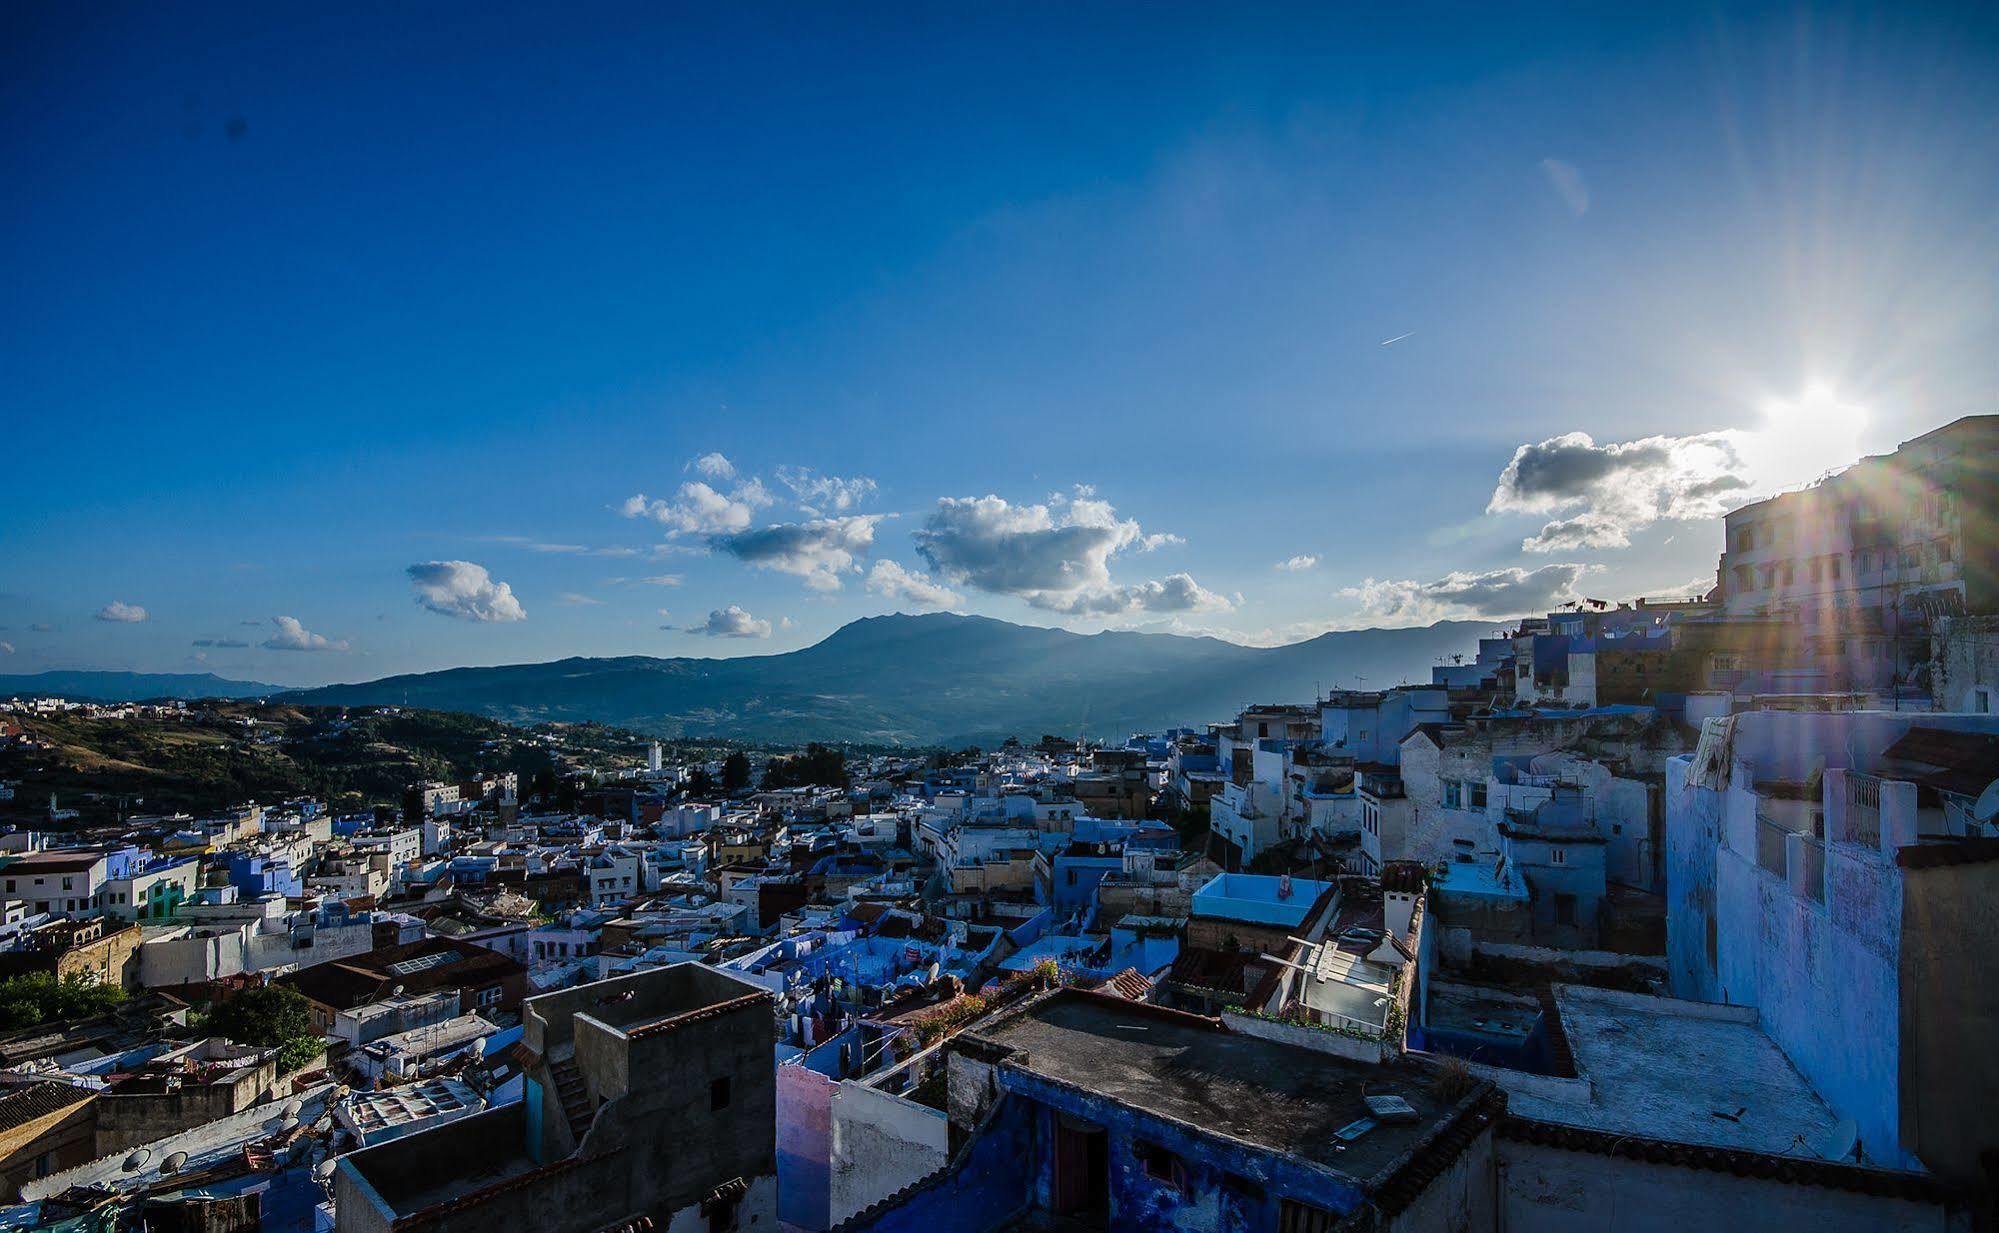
xmin=1498 ymin=984 xmax=1844 ymax=1158
xmin=977 ymin=992 xmax=1468 ymax=1185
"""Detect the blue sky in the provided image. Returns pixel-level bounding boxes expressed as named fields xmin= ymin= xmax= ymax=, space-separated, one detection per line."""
xmin=5 ymin=3 xmax=1997 ymax=686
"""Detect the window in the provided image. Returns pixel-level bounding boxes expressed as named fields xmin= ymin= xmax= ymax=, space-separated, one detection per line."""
xmin=1554 ymin=893 xmax=1577 ymax=927
xmin=61 ymin=877 xmax=73 ymax=891
xmin=476 ymin=985 xmax=502 ymax=1008
xmin=1469 ymin=782 xmax=1488 ymax=809
xmin=1443 ymin=781 xmax=1463 ymax=809
xmin=1830 ymin=555 xmax=1843 ymax=580
xmin=1937 ymin=538 xmax=1954 ymax=563
xmin=710 ymin=1075 xmax=731 ymax=1111
xmin=1808 ymin=558 xmax=1822 ymax=582
xmin=1137 ymin=1142 xmax=1189 ymax=1192
xmin=1279 ymin=1199 xmax=1338 ymax=1233
xmin=1549 ymin=848 xmax=1567 ymax=865
xmin=1257 ymin=722 xmax=1269 ymax=738
xmin=1732 ymin=565 xmax=1754 ymax=591
xmin=1780 ymin=561 xmax=1794 ymax=586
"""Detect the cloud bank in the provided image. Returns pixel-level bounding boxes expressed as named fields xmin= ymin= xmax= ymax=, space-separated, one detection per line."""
xmin=1488 ymin=431 xmax=1748 ymax=552
xmin=1341 ymin=563 xmax=1590 ymax=625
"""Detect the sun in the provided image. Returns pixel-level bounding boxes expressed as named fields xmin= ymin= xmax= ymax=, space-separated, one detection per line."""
xmin=1739 ymin=385 xmax=1871 ymax=493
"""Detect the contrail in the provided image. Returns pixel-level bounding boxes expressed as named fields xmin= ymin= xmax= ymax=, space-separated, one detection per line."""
xmin=1379 ymin=331 xmax=1415 ymax=347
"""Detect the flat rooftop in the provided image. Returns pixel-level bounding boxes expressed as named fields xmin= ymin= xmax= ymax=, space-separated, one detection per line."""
xmin=1191 ymin=873 xmax=1337 ymax=928
xmin=976 ymin=992 xmax=1471 ymax=1184
xmin=1499 ymin=984 xmax=1842 ymax=1157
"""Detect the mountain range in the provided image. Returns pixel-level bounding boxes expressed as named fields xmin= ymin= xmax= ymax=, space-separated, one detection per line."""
xmin=0 ymin=670 xmax=283 ymax=703
xmin=278 ymin=613 xmax=1493 ymax=746
xmin=4 ymin=615 xmax=1493 ymax=746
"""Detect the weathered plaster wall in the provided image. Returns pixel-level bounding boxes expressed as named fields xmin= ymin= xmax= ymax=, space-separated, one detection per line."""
xmin=828 ymin=1080 xmax=948 ymax=1226
xmin=778 ymin=1060 xmax=835 ymax=1230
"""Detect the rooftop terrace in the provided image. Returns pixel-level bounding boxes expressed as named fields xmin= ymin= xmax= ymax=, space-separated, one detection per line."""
xmin=976 ymin=992 xmax=1484 ymax=1185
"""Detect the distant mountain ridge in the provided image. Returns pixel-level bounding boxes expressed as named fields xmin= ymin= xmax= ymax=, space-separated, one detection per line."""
xmin=0 ymin=670 xmax=283 ymax=703
xmin=277 ymin=613 xmax=1494 ymax=746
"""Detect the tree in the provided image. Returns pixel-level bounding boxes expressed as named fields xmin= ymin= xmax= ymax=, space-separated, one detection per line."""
xmin=684 ymin=767 xmax=716 ymax=797
xmin=721 ymin=751 xmax=752 ymax=792
xmin=762 ymin=743 xmax=849 ymax=790
xmin=205 ymin=984 xmax=326 ymax=1072
xmin=0 ymin=974 xmax=124 ymax=1031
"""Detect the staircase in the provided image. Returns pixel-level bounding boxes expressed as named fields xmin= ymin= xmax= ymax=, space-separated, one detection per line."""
xmin=547 ymin=1057 xmax=595 ymax=1140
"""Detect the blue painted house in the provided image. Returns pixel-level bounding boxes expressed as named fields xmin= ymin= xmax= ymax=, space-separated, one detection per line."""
xmin=834 ymin=990 xmax=1500 ymax=1233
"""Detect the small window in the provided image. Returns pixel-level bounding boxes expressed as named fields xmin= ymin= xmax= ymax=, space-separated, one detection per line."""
xmin=1469 ymin=782 xmax=1488 ymax=809
xmin=1443 ymin=781 xmax=1463 ymax=810
xmin=710 ymin=1076 xmax=731 ymax=1111
xmin=1137 ymin=1142 xmax=1188 ymax=1192
xmin=1550 ymin=848 xmax=1567 ymax=865
xmin=1279 ymin=1199 xmax=1338 ymax=1233
xmin=1830 ymin=556 xmax=1843 ymax=580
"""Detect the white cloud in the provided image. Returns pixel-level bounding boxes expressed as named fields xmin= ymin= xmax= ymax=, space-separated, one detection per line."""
xmin=557 ymin=592 xmax=605 ymax=606
xmin=639 ymin=574 xmax=682 ymax=587
xmin=1540 ymin=157 xmax=1590 ymax=217
xmin=1488 ymin=430 xmax=1749 ymax=552
xmin=686 ymin=605 xmax=772 ymax=638
xmin=1340 ymin=564 xmax=1590 ymax=626
xmin=192 ymin=637 xmax=250 ymax=648
xmin=913 ymin=491 xmax=1228 ymax=617
xmin=406 ymin=561 xmax=528 ymax=623
xmin=1275 ymin=555 xmax=1319 ymax=572
xmin=866 ymin=561 xmax=965 ymax=610
xmin=712 ymin=516 xmax=880 ymax=591
xmin=621 ymin=478 xmax=773 ymax=536
xmin=96 ymin=601 xmax=148 ymax=623
xmin=690 ymin=452 xmax=736 ymax=480
xmin=776 ymin=466 xmax=879 ymax=515
xmin=1043 ymin=572 xmax=1235 ymax=616
xmin=0 ymin=642 xmax=12 ymax=655
xmin=264 ymin=616 xmax=349 ymax=652
xmin=1138 ymin=533 xmax=1184 ymax=552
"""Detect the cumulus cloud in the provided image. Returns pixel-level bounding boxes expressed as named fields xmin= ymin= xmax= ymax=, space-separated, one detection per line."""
xmin=712 ymin=516 xmax=880 ymax=591
xmin=776 ymin=466 xmax=878 ymax=515
xmin=557 ymin=592 xmax=604 ymax=606
xmin=1540 ymin=157 xmax=1590 ymax=217
xmin=1488 ymin=430 xmax=1748 ymax=552
xmin=0 ymin=642 xmax=12 ymax=655
xmin=686 ymin=605 xmax=772 ymax=638
xmin=1341 ymin=563 xmax=1590 ymax=626
xmin=96 ymin=601 xmax=148 ymax=623
xmin=690 ymin=452 xmax=737 ymax=480
xmin=406 ymin=561 xmax=527 ymax=623
xmin=621 ymin=477 xmax=773 ymax=536
xmin=264 ymin=616 xmax=349 ymax=652
xmin=1043 ymin=572 xmax=1234 ymax=616
xmin=1275 ymin=555 xmax=1319 ymax=572
xmin=866 ymin=561 xmax=965 ymax=610
xmin=913 ymin=492 xmax=1226 ymax=617
xmin=192 ymin=638 xmax=251 ymax=648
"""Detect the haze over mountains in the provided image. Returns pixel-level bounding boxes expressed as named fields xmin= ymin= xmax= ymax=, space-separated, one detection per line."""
xmin=5 ymin=615 xmax=1493 ymax=745
xmin=279 ymin=614 xmax=1490 ymax=746
xmin=0 ymin=671 xmax=282 ymax=703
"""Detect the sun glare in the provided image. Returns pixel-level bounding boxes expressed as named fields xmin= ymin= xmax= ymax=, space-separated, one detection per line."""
xmin=1741 ymin=386 xmax=1871 ymax=493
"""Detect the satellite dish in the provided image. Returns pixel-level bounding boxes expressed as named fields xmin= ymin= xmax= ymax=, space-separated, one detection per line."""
xmin=122 ymin=1148 xmax=152 ymax=1172
xmin=1973 ymin=780 xmax=1999 ymax=826
xmin=315 ymin=1158 xmax=339 ymax=1180
xmin=161 ymin=1151 xmax=189 ymax=1174
xmin=1811 ymin=1117 xmax=1860 ymax=1162
xmin=282 ymin=1098 xmax=304 ymax=1120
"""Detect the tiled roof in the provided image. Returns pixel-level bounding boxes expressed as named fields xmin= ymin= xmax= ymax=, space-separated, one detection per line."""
xmin=0 ymin=1081 xmax=93 ymax=1133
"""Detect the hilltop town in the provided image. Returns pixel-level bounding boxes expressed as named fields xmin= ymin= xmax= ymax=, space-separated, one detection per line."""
xmin=0 ymin=415 xmax=1991 ymax=1232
